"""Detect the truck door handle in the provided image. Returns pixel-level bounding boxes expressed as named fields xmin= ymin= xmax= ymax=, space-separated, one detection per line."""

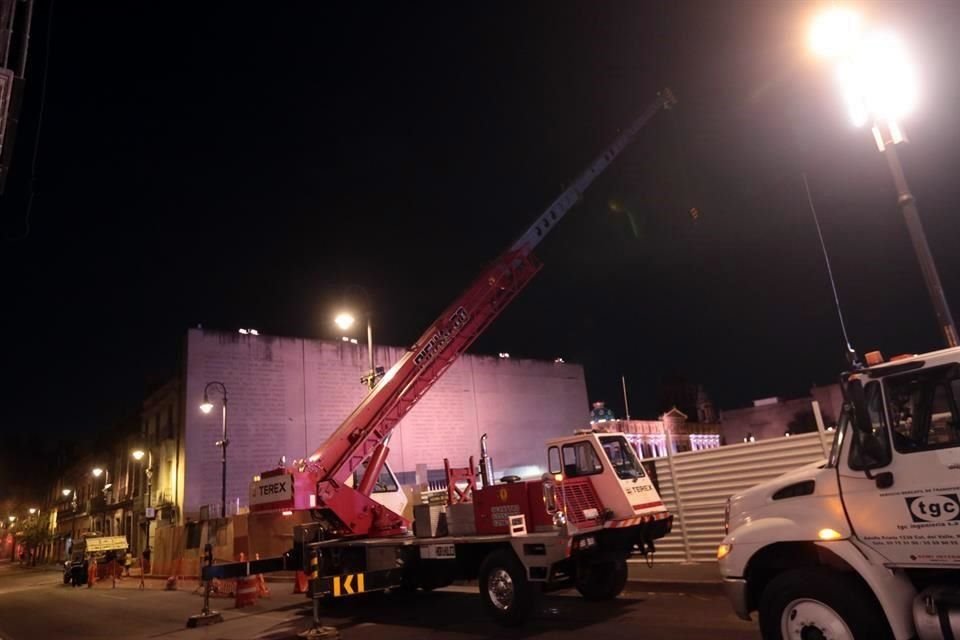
xmin=864 ymin=469 xmax=894 ymax=489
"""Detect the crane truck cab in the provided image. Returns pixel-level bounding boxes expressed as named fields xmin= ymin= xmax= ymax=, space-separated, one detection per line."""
xmin=719 ymin=346 xmax=960 ymax=640
xmin=547 ymin=431 xmax=667 ymax=527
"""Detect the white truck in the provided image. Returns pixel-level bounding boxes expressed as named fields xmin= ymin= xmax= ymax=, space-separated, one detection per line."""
xmin=719 ymin=346 xmax=960 ymax=640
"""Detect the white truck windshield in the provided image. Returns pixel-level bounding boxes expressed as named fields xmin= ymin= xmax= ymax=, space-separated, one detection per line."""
xmin=599 ymin=435 xmax=646 ymax=480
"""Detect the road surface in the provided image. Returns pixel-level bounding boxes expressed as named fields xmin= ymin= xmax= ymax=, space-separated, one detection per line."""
xmin=0 ymin=561 xmax=758 ymax=639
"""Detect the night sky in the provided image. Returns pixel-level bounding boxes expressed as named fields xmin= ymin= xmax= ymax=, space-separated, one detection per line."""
xmin=3 ymin=2 xmax=960 ymax=499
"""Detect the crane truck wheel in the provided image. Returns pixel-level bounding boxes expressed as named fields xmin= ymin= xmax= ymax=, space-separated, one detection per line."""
xmin=478 ymin=549 xmax=539 ymax=627
xmin=575 ymin=557 xmax=628 ymax=601
xmin=758 ymin=567 xmax=893 ymax=640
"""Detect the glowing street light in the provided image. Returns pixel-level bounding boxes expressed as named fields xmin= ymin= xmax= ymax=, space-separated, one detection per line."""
xmin=809 ymin=7 xmax=860 ymax=60
xmin=809 ymin=9 xmax=958 ymax=348
xmin=92 ymin=467 xmax=103 ymax=478
xmin=7 ymin=516 xmax=15 ymax=523
xmin=61 ymin=489 xmax=72 ymax=497
xmin=132 ymin=449 xmax=145 ymax=461
xmin=334 ymin=312 xmax=355 ymax=331
xmin=809 ymin=8 xmax=916 ymax=128
xmin=837 ymin=31 xmax=916 ymax=129
xmin=28 ymin=508 xmax=36 ymax=515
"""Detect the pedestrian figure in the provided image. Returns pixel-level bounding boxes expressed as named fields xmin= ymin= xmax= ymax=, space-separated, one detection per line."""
xmin=70 ymin=556 xmax=84 ymax=587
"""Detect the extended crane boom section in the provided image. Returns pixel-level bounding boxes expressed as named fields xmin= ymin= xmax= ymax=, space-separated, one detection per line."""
xmin=509 ymin=89 xmax=675 ymax=255
xmin=285 ymin=90 xmax=676 ymax=538
xmin=308 ymin=249 xmax=543 ymax=483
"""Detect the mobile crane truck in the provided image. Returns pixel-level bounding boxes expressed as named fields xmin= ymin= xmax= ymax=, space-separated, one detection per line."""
xmin=720 ymin=346 xmax=960 ymax=640
xmin=199 ymin=90 xmax=677 ymax=629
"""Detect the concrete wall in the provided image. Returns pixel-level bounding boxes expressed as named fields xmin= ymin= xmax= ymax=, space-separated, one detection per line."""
xmin=182 ymin=329 xmax=588 ymax=516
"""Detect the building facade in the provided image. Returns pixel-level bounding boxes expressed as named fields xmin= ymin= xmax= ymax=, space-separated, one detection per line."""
xmin=45 ymin=328 xmax=589 ymax=558
xmin=182 ymin=329 xmax=590 ymax=517
xmin=718 ymin=384 xmax=843 ymax=444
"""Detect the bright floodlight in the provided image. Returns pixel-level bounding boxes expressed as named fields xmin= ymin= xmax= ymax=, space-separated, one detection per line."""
xmin=837 ymin=29 xmax=917 ymax=126
xmin=92 ymin=467 xmax=103 ymax=477
xmin=132 ymin=449 xmax=145 ymax=461
xmin=61 ymin=489 xmax=72 ymax=497
xmin=809 ymin=7 xmax=860 ymax=59
xmin=334 ymin=312 xmax=356 ymax=331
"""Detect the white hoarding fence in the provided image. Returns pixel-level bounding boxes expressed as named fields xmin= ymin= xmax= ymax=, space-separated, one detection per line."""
xmin=651 ymin=430 xmax=830 ymax=563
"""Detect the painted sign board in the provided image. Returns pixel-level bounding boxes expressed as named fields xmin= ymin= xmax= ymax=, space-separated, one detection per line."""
xmin=85 ymin=536 xmax=129 ymax=552
xmin=249 ymin=473 xmax=295 ymax=511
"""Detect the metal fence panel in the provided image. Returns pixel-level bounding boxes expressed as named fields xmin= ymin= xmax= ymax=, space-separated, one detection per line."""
xmin=651 ymin=432 xmax=828 ymax=563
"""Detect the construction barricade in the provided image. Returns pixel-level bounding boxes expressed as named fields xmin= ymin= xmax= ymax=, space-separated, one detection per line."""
xmin=235 ymin=575 xmax=258 ymax=608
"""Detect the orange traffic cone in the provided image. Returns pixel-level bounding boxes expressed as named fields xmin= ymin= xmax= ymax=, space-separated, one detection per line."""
xmin=235 ymin=575 xmax=258 ymax=608
xmin=293 ymin=570 xmax=309 ymax=594
xmin=255 ymin=554 xmax=270 ymax=597
xmin=166 ymin=558 xmax=181 ymax=591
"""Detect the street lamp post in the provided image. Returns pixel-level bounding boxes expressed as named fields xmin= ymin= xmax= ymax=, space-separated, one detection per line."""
xmin=335 ymin=311 xmax=377 ymax=390
xmin=92 ymin=467 xmax=110 ymax=532
xmin=810 ymin=9 xmax=958 ymax=347
xmin=880 ymin=139 xmax=958 ymax=346
xmin=200 ymin=382 xmax=229 ymax=519
xmin=132 ymin=448 xmax=153 ymax=577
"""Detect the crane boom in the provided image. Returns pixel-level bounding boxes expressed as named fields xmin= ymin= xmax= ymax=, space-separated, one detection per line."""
xmin=299 ymin=89 xmax=676 ymax=537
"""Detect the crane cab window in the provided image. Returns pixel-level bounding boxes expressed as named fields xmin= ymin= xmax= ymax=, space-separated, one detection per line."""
xmin=351 ymin=462 xmax=398 ymax=493
xmin=560 ymin=441 xmax=603 ymax=478
xmin=599 ymin=435 xmax=646 ymax=480
xmin=547 ymin=447 xmax=562 ymax=475
xmin=886 ymin=364 xmax=960 ymax=453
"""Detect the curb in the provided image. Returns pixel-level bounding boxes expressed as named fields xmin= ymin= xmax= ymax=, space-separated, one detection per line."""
xmin=624 ymin=579 xmax=723 ymax=594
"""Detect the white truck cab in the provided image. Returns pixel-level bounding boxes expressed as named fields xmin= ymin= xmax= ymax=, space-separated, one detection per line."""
xmin=546 ymin=431 xmax=666 ymax=522
xmin=720 ymin=346 xmax=960 ymax=640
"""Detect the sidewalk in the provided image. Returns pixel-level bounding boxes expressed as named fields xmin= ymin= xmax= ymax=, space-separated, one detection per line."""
xmin=626 ymin=560 xmax=721 ymax=592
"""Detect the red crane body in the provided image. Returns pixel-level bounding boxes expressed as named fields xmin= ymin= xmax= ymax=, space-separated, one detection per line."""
xmin=274 ymin=90 xmax=676 ymax=538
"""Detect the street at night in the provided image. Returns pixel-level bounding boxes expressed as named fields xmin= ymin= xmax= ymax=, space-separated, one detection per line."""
xmin=0 ymin=561 xmax=755 ymax=640
xmin=3 ymin=2 xmax=960 ymax=639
